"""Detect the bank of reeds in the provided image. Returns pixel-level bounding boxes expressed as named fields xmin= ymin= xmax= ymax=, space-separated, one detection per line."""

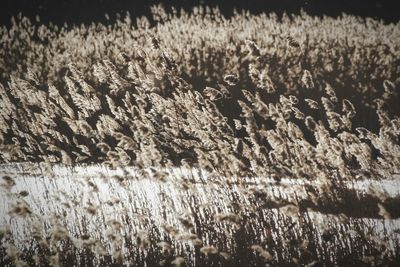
xmin=0 ymin=6 xmax=400 ymax=265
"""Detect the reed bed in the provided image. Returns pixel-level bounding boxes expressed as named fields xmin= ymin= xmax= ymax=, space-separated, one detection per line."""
xmin=1 ymin=164 xmax=400 ymax=266
xmin=0 ymin=5 xmax=399 ymax=266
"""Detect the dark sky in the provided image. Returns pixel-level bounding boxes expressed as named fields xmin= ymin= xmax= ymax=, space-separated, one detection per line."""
xmin=0 ymin=0 xmax=399 ymax=27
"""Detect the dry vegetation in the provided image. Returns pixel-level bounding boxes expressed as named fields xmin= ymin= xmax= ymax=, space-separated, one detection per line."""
xmin=0 ymin=5 xmax=400 ymax=266
xmin=1 ymin=6 xmax=400 ymax=178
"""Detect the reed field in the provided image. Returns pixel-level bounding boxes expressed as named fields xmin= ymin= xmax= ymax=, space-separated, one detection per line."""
xmin=0 ymin=5 xmax=400 ymax=266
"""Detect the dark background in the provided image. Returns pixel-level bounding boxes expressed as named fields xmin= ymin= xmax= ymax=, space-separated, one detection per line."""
xmin=0 ymin=0 xmax=399 ymax=27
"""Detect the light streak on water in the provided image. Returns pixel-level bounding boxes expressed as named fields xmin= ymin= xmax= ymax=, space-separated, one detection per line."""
xmin=0 ymin=163 xmax=399 ymax=265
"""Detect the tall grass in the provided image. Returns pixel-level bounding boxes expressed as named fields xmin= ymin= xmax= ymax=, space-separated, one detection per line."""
xmin=1 ymin=6 xmax=399 ymax=180
xmin=1 ymin=7 xmax=399 ymax=178
xmin=1 ymin=164 xmax=400 ymax=266
xmin=0 ymin=5 xmax=400 ymax=266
